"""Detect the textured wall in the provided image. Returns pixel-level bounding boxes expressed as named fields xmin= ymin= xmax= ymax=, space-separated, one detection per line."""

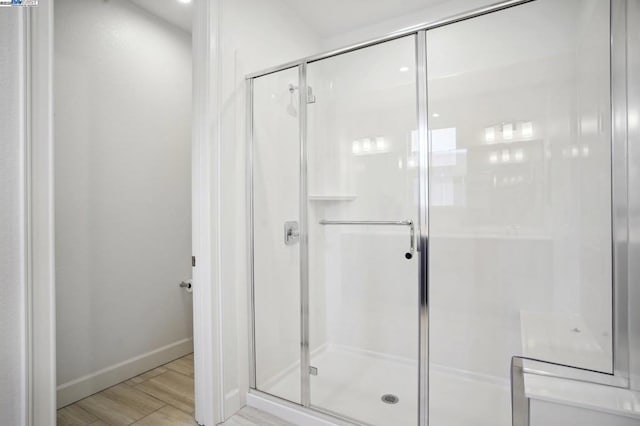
xmin=0 ymin=8 xmax=27 ymax=426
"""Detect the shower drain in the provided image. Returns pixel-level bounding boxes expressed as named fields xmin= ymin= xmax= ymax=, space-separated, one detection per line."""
xmin=381 ymin=394 xmax=399 ymax=405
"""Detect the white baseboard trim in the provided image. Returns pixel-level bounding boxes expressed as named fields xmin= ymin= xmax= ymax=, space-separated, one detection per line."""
xmin=225 ymin=388 xmax=241 ymax=415
xmin=56 ymin=337 xmax=193 ymax=408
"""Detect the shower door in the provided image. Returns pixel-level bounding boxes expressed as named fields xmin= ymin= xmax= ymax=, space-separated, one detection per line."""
xmin=251 ymin=36 xmax=422 ymax=425
xmin=306 ymin=36 xmax=421 ymax=426
xmin=426 ymin=1 xmax=613 ymax=425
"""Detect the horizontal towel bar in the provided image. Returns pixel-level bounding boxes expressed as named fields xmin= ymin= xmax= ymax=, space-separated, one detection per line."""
xmin=318 ymin=219 xmax=416 ymax=259
xmin=318 ymin=220 xmax=412 ymax=226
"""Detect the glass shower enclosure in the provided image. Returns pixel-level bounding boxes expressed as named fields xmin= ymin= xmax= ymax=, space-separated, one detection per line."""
xmin=248 ymin=1 xmax=618 ymax=425
xmin=251 ymin=36 xmax=422 ymax=425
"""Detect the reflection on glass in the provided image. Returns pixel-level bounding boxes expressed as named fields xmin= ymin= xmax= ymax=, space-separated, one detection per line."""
xmin=427 ymin=0 xmax=612 ymax=425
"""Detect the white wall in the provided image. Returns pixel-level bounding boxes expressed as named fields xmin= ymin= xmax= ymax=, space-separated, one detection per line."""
xmin=0 ymin=8 xmax=27 ymax=426
xmin=55 ymin=0 xmax=193 ymax=405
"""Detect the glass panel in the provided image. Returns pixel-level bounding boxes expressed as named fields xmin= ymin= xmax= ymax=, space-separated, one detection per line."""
xmin=426 ymin=1 xmax=612 ymax=425
xmin=306 ymin=36 xmax=419 ymax=425
xmin=252 ymin=67 xmax=301 ymax=404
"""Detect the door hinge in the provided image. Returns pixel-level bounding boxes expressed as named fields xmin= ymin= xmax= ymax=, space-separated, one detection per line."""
xmin=306 ymin=86 xmax=316 ymax=104
xmin=309 ymin=366 xmax=318 ymax=376
xmin=192 ymin=256 xmax=196 ymax=267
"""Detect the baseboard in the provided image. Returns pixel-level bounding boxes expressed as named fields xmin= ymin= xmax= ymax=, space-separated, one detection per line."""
xmin=225 ymin=388 xmax=241 ymax=415
xmin=57 ymin=337 xmax=193 ymax=408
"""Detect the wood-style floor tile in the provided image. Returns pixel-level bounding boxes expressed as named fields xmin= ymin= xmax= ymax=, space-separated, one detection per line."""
xmin=165 ymin=355 xmax=194 ymax=377
xmin=52 ymin=353 xmax=299 ymax=426
xmin=125 ymin=366 xmax=168 ymax=386
xmin=77 ymin=383 xmax=164 ymax=425
xmin=57 ymin=404 xmax=98 ymax=426
xmin=133 ymin=405 xmax=198 ymax=425
xmin=134 ymin=370 xmax=194 ymax=414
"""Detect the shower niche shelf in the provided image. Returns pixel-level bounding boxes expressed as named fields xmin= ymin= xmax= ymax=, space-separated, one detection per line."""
xmin=308 ymin=194 xmax=357 ymax=202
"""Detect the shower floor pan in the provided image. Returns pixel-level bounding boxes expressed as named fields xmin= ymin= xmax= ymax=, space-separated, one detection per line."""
xmin=261 ymin=345 xmax=511 ymax=426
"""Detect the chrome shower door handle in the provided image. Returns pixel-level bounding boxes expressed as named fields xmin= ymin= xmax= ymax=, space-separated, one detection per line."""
xmin=405 ymin=221 xmax=415 ymax=260
xmin=284 ymin=221 xmax=300 ymax=245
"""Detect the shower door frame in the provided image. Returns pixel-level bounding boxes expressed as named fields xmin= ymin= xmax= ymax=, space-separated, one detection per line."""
xmin=245 ymin=1 xmax=631 ymax=425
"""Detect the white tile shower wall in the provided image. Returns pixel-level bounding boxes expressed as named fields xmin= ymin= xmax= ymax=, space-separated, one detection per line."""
xmin=427 ymin=0 xmax=612 ymax=380
xmin=306 ymin=48 xmax=419 ymax=361
xmin=54 ymin=0 xmax=193 ymax=399
xmin=0 ymin=8 xmax=27 ymax=426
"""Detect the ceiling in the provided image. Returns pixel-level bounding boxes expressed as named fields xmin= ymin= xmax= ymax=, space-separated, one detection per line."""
xmin=129 ymin=0 xmax=192 ymax=33
xmin=280 ymin=0 xmax=445 ymax=38
xmin=127 ymin=0 xmax=450 ymax=38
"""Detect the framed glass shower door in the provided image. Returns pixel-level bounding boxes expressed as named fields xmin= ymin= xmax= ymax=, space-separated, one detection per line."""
xmin=306 ymin=36 xmax=421 ymax=426
xmin=250 ymin=36 xmax=423 ymax=425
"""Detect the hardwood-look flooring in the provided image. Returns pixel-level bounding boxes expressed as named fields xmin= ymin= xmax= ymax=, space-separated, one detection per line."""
xmin=57 ymin=353 xmax=292 ymax=426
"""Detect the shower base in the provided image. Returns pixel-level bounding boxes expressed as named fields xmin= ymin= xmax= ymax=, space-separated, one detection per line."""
xmin=260 ymin=345 xmax=511 ymax=426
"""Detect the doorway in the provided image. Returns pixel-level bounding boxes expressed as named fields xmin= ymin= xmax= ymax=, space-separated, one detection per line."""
xmin=54 ymin=0 xmax=195 ymax=423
